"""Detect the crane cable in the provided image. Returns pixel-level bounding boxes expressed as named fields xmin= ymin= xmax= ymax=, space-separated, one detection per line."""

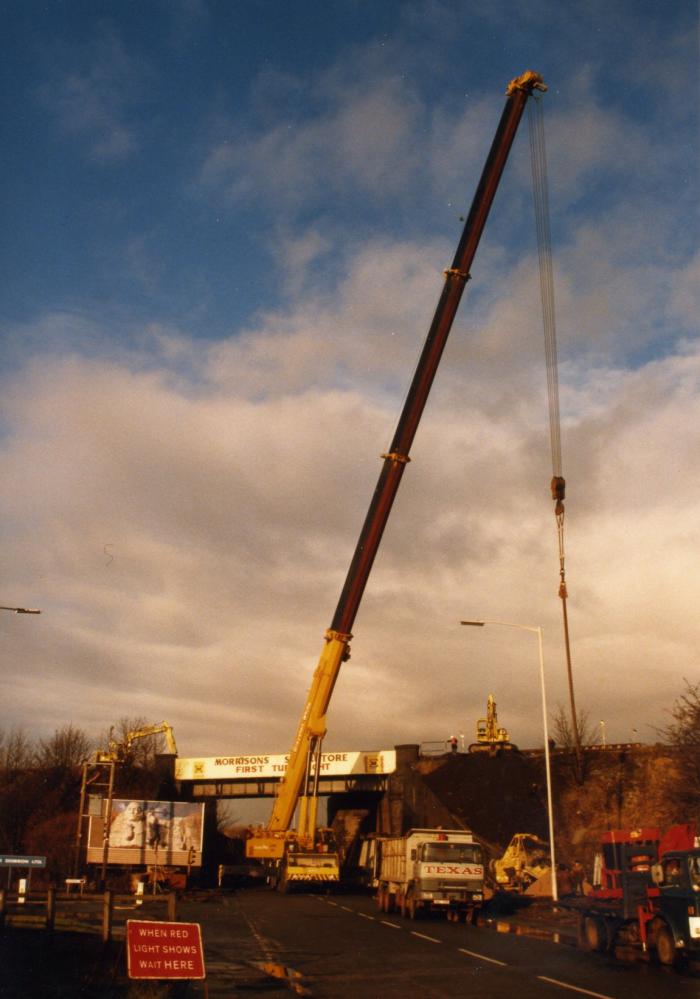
xmin=527 ymin=96 xmax=583 ymax=773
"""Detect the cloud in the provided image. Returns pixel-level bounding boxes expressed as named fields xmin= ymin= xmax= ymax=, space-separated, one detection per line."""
xmin=198 ymin=70 xmax=423 ymax=211
xmin=1 ymin=229 xmax=698 ymax=757
xmin=36 ymin=24 xmax=153 ymax=162
xmin=3 ymin=3 xmax=696 ymax=765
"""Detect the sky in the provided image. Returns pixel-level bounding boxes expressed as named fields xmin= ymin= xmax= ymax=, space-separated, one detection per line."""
xmin=1 ymin=1 xmax=698 ymax=768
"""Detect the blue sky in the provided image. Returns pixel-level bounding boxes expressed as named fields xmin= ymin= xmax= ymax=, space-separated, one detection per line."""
xmin=1 ymin=1 xmax=698 ymax=764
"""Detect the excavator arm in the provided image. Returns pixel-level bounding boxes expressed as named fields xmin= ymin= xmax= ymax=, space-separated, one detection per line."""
xmin=248 ymin=70 xmax=546 ymax=863
xmin=125 ymin=722 xmax=178 ymax=757
xmin=94 ymin=721 xmax=178 ymax=764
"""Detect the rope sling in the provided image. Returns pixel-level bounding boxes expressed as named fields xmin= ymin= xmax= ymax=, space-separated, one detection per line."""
xmin=528 ymin=96 xmax=583 ymax=775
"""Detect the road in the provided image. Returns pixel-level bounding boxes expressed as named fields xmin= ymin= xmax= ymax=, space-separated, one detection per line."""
xmin=179 ymin=888 xmax=698 ymax=999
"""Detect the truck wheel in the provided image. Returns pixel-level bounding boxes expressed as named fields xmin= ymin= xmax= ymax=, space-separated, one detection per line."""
xmin=584 ymin=916 xmax=608 ymax=953
xmin=655 ymin=925 xmax=677 ymax=967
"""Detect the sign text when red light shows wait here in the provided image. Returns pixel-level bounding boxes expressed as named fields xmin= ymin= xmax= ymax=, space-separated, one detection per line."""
xmin=126 ymin=920 xmax=205 ymax=980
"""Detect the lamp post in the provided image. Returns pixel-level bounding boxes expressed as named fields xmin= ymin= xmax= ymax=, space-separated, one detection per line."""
xmin=460 ymin=619 xmax=558 ymax=902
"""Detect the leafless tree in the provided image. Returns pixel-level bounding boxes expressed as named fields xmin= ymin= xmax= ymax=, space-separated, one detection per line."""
xmin=0 ymin=726 xmax=33 ymax=768
xmin=0 ymin=727 xmax=38 ymax=852
xmin=552 ymin=703 xmax=596 ymax=749
xmin=34 ymin=723 xmax=92 ymax=769
xmin=657 ymin=679 xmax=700 ymax=808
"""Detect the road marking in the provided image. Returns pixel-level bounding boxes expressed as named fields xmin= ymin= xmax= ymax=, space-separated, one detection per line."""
xmin=537 ymin=977 xmax=614 ymax=999
xmin=358 ymin=912 xmax=375 ymax=921
xmin=339 ymin=905 xmax=354 ymax=912
xmin=326 ymin=900 xmax=339 ymax=906
xmin=380 ymin=920 xmax=402 ymax=929
xmin=457 ymin=947 xmax=507 ymax=967
xmin=411 ymin=931 xmax=441 ymax=943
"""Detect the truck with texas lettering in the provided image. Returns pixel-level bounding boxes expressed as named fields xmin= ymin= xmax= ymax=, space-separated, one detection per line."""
xmin=375 ymin=828 xmax=484 ymax=922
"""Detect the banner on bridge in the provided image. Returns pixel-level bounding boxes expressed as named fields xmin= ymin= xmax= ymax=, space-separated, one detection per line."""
xmin=175 ymin=748 xmax=396 ymax=782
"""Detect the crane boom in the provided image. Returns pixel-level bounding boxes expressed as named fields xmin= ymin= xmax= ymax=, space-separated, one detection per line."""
xmin=248 ymin=71 xmax=547 ymax=866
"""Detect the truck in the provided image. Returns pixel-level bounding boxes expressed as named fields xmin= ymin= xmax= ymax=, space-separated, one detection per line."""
xmin=245 ymin=70 xmax=547 ymax=889
xmin=562 ymin=824 xmax=700 ymax=969
xmin=376 ymin=829 xmax=484 ymax=922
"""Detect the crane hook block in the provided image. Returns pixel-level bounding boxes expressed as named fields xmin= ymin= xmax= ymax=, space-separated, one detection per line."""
xmin=551 ymin=476 xmax=566 ymax=502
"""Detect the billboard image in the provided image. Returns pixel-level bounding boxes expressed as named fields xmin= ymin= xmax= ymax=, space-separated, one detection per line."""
xmin=87 ymin=799 xmax=204 ymax=867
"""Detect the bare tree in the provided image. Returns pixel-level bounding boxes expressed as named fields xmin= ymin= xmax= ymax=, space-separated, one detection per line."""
xmin=552 ymin=703 xmax=596 ymax=749
xmin=34 ymin=724 xmax=92 ymax=769
xmin=657 ymin=679 xmax=700 ymax=807
xmin=0 ymin=727 xmax=38 ymax=852
xmin=0 ymin=726 xmax=33 ymax=768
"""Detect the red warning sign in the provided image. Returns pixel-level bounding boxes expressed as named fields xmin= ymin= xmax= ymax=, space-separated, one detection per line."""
xmin=126 ymin=920 xmax=205 ymax=980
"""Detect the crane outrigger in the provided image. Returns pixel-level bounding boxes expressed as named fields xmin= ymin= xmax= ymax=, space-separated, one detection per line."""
xmin=246 ymin=71 xmax=548 ymax=890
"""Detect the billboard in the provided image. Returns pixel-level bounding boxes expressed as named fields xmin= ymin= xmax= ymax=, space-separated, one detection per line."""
xmin=87 ymin=799 xmax=204 ymax=867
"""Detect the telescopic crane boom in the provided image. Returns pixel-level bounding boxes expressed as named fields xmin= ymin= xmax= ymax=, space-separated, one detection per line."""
xmin=247 ymin=71 xmax=547 ymax=877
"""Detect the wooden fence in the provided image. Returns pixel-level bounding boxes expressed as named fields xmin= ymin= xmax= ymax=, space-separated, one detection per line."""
xmin=0 ymin=888 xmax=177 ymax=942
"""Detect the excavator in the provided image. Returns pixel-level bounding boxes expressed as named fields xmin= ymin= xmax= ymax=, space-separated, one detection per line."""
xmin=94 ymin=721 xmax=178 ymax=764
xmin=246 ymin=71 xmax=547 ymax=891
xmin=469 ymin=695 xmax=517 ymax=754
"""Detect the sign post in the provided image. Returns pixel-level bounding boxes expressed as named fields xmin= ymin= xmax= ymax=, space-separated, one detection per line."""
xmin=126 ymin=920 xmax=206 ymax=981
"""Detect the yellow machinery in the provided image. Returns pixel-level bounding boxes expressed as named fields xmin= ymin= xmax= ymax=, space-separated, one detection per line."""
xmin=246 ymin=71 xmax=547 ymax=890
xmin=491 ymin=833 xmax=551 ymax=892
xmin=469 ymin=695 xmax=517 ymax=754
xmin=94 ymin=721 xmax=178 ymax=763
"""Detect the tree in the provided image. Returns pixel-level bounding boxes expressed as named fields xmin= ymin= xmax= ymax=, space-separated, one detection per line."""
xmin=34 ymin=724 xmax=92 ymax=770
xmin=658 ymin=679 xmax=700 ymax=808
xmin=552 ymin=704 xmax=596 ymax=750
xmin=0 ymin=726 xmax=33 ymax=768
xmin=0 ymin=727 xmax=38 ymax=853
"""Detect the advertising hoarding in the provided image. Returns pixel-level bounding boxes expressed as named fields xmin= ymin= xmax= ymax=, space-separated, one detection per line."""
xmin=87 ymin=799 xmax=204 ymax=867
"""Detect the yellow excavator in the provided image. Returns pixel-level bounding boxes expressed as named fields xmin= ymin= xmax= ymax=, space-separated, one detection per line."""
xmin=94 ymin=721 xmax=178 ymax=763
xmin=469 ymin=695 xmax=517 ymax=755
xmin=245 ymin=71 xmax=547 ymax=891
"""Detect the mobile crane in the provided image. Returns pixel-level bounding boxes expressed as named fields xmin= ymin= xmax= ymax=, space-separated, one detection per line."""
xmin=246 ymin=71 xmax=548 ymax=890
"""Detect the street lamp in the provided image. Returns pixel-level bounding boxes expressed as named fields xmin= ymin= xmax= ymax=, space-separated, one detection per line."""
xmin=0 ymin=605 xmax=41 ymax=614
xmin=460 ymin=619 xmax=558 ymax=902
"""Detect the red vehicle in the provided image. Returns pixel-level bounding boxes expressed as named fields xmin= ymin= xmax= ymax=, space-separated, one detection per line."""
xmin=564 ymin=824 xmax=700 ymax=969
